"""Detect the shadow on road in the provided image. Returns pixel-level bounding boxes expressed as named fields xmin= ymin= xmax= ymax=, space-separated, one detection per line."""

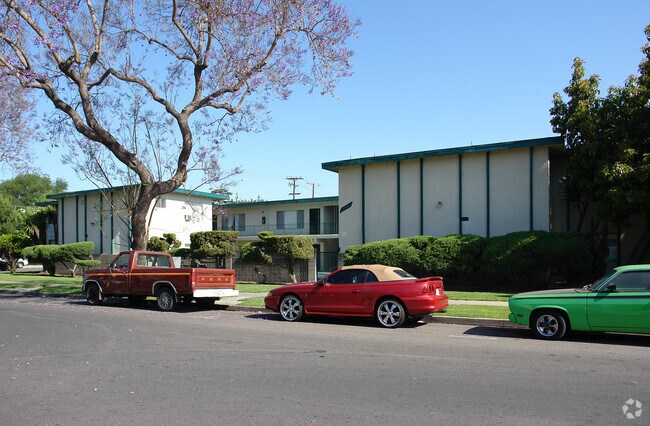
xmin=464 ymin=326 xmax=650 ymax=347
xmin=245 ymin=312 xmax=429 ymax=329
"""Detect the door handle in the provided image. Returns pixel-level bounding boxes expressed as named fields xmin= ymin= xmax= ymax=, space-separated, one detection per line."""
xmin=352 ymin=290 xmax=360 ymax=293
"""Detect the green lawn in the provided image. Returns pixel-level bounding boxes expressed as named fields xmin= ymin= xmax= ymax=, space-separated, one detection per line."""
xmin=235 ymin=283 xmax=282 ymax=293
xmin=445 ymin=291 xmax=512 ymax=302
xmin=0 ymin=273 xmax=82 ymax=285
xmin=438 ymin=305 xmax=510 ymax=319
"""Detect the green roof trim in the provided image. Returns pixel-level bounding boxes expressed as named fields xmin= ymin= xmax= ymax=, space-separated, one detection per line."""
xmin=221 ymin=196 xmax=338 ymax=208
xmin=35 ymin=200 xmax=58 ymax=207
xmin=322 ymin=136 xmax=563 ymax=172
xmin=46 ymin=185 xmax=229 ymax=201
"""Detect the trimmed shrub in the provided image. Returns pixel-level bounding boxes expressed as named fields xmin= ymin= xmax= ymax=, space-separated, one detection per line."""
xmin=343 ymin=231 xmax=595 ymax=291
xmin=190 ymin=231 xmax=239 ymax=267
xmin=23 ymin=242 xmax=99 ymax=276
xmin=478 ymin=231 xmax=594 ymax=287
xmin=146 ymin=236 xmax=170 ymax=252
xmin=241 ymin=232 xmax=313 ymax=283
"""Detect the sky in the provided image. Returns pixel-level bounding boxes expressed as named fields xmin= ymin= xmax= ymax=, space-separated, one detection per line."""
xmin=10 ymin=0 xmax=650 ymax=201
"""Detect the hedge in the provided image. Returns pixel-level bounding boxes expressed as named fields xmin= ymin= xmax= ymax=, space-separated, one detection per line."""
xmin=343 ymin=231 xmax=597 ymax=291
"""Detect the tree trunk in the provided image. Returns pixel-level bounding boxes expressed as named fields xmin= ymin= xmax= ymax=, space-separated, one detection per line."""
xmin=130 ymin=186 xmax=156 ymax=250
xmin=628 ymin=218 xmax=650 ymax=264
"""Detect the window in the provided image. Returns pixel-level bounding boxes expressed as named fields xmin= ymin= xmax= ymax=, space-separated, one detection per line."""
xmin=325 ymin=269 xmax=377 ymax=284
xmin=135 ymin=254 xmax=171 ymax=268
xmin=277 ymin=210 xmax=304 ymax=230
xmin=112 ymin=253 xmax=130 ymax=269
xmin=609 ymin=271 xmax=650 ymax=292
xmin=223 ymin=214 xmax=245 ymax=231
xmin=157 ymin=198 xmax=167 ymax=208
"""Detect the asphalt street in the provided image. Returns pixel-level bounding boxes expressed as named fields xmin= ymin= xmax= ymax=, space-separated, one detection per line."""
xmin=1 ymin=295 xmax=649 ymax=425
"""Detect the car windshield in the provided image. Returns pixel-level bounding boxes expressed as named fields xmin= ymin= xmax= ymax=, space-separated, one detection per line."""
xmin=587 ymin=269 xmax=618 ymax=291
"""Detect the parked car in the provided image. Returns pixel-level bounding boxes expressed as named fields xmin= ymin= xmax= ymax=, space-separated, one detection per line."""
xmin=508 ymin=264 xmax=650 ymax=340
xmin=264 ymin=264 xmax=448 ymax=328
xmin=0 ymin=257 xmax=27 ymax=270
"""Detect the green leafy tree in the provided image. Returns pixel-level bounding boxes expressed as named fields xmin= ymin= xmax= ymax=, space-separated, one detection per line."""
xmin=550 ymin=25 xmax=650 ymax=262
xmin=0 ymin=174 xmax=67 ymax=207
xmin=0 ymin=193 xmax=22 ymax=234
xmin=241 ymin=232 xmax=313 ymax=283
xmin=0 ymin=233 xmax=30 ymax=273
xmin=0 ymin=1 xmax=357 ymax=251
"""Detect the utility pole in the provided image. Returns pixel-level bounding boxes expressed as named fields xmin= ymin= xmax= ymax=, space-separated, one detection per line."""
xmin=306 ymin=181 xmax=320 ymax=198
xmin=286 ymin=176 xmax=303 ymax=200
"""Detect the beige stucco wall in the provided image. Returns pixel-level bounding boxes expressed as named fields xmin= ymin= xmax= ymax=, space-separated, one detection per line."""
xmin=58 ymin=191 xmax=214 ymax=255
xmin=335 ymin=146 xmax=553 ymax=251
xmin=398 ymin=159 xmax=422 ymax=238
xmin=339 ymin=167 xmax=363 ymax=251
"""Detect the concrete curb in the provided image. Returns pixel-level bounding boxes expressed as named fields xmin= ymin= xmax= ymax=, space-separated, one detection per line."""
xmin=0 ymin=290 xmax=522 ymax=329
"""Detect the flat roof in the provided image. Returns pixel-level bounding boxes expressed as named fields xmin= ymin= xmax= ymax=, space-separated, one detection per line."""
xmin=46 ymin=185 xmax=229 ymax=201
xmin=322 ymin=136 xmax=563 ymax=172
xmin=221 ymin=196 xmax=338 ymax=208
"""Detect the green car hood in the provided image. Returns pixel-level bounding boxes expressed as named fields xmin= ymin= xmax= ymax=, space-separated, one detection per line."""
xmin=510 ymin=288 xmax=583 ymax=299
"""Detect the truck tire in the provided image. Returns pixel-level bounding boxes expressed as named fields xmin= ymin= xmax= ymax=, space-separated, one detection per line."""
xmin=85 ymin=284 xmax=102 ymax=306
xmin=156 ymin=287 xmax=176 ymax=311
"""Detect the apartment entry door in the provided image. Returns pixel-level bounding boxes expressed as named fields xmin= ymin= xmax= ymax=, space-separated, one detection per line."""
xmin=309 ymin=208 xmax=320 ymax=235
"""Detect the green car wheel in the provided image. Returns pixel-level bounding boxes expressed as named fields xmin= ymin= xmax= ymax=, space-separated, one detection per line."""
xmin=531 ymin=310 xmax=567 ymax=340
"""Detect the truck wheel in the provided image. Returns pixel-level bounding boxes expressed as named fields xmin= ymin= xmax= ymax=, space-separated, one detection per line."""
xmin=156 ymin=287 xmax=176 ymax=311
xmin=86 ymin=284 xmax=102 ymax=306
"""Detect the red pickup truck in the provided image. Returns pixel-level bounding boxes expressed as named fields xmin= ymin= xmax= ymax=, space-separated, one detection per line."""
xmin=82 ymin=250 xmax=238 ymax=311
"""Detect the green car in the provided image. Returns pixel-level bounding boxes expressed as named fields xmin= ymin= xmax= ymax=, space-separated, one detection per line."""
xmin=508 ymin=264 xmax=650 ymax=340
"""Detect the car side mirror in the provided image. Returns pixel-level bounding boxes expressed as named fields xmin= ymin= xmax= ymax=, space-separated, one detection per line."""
xmin=606 ymin=284 xmax=617 ymax=292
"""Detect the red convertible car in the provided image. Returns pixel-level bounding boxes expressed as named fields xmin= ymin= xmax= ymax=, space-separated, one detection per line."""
xmin=264 ymin=265 xmax=448 ymax=328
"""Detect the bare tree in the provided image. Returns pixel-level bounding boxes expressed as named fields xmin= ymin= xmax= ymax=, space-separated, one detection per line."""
xmin=0 ymin=0 xmax=358 ymax=249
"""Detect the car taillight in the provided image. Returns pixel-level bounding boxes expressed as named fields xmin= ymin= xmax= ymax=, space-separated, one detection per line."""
xmin=435 ymin=287 xmax=441 ymax=296
xmin=420 ymin=284 xmax=430 ymax=294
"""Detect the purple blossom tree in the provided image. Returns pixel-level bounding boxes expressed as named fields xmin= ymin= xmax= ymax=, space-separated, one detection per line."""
xmin=0 ymin=77 xmax=35 ymax=173
xmin=0 ymin=0 xmax=358 ymax=249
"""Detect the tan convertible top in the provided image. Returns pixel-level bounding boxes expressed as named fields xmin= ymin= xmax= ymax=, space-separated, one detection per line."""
xmin=340 ymin=264 xmax=416 ymax=281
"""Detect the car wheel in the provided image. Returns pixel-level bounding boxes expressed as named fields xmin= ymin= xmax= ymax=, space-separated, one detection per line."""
xmin=531 ymin=310 xmax=567 ymax=340
xmin=376 ymin=299 xmax=406 ymax=328
xmin=156 ymin=287 xmax=176 ymax=311
xmin=85 ymin=284 xmax=102 ymax=306
xmin=16 ymin=261 xmax=24 ymax=268
xmin=279 ymin=295 xmax=303 ymax=322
